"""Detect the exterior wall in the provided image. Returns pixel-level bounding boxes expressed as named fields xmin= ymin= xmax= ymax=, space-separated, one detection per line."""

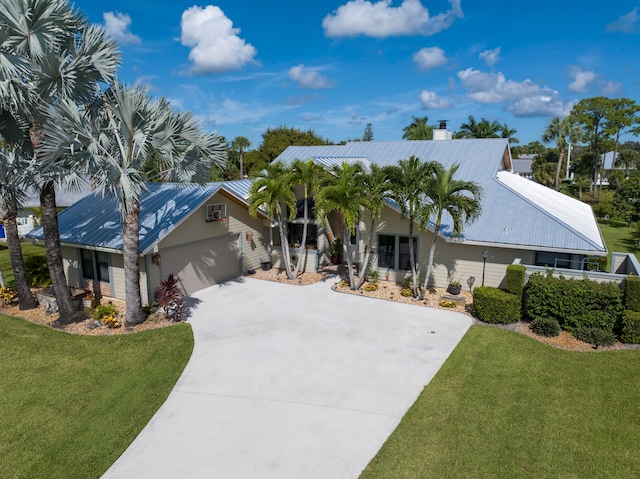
xmin=369 ymin=205 xmax=536 ymax=289
xmin=62 ymin=246 xmax=81 ymax=287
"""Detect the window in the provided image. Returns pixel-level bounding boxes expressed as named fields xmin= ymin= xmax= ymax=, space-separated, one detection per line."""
xmin=294 ymin=198 xmax=315 ymax=219
xmin=535 ymin=252 xmax=572 ymax=269
xmin=288 ymin=223 xmax=318 ymax=248
xmin=378 ymin=234 xmax=417 ymax=270
xmin=81 ymin=250 xmax=110 ymax=282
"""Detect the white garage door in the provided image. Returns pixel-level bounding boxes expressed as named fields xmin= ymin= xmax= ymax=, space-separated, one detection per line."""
xmin=160 ymin=234 xmax=240 ymax=295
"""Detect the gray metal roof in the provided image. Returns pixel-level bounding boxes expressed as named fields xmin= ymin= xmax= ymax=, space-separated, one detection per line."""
xmin=26 ymin=180 xmax=254 ymax=255
xmin=22 ymin=181 xmax=93 ymax=208
xmin=275 ymin=139 xmax=605 ymax=255
xmin=511 ymin=158 xmax=532 ymax=174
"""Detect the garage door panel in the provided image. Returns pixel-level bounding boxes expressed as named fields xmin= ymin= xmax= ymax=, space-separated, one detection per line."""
xmin=161 ymin=235 xmax=239 ymax=295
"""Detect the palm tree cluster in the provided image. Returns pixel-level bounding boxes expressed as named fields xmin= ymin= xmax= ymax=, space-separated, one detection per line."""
xmin=454 ymin=115 xmax=519 ymax=144
xmin=249 ymin=156 xmax=482 ymax=298
xmin=0 ymin=0 xmax=226 ymax=325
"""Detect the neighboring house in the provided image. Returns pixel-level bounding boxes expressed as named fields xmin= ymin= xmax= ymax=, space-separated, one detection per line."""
xmin=511 ymin=154 xmax=535 ymax=180
xmin=273 ymin=135 xmax=606 ymax=289
xmin=26 ymin=180 xmax=270 ymax=304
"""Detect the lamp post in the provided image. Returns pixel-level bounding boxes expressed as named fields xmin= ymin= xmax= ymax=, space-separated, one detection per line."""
xmin=481 ymin=250 xmax=489 ymax=286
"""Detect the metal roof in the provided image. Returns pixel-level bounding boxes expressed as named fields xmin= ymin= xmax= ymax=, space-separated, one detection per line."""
xmin=26 ymin=181 xmax=254 ymax=255
xmin=275 ymin=139 xmax=605 ymax=255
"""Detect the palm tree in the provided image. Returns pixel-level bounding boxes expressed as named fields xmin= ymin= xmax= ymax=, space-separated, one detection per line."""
xmin=43 ymin=83 xmax=225 ymax=325
xmin=289 ymin=159 xmax=320 ymax=278
xmin=384 ymin=156 xmax=434 ymax=297
xmin=500 ymin=123 xmax=519 ymax=144
xmin=315 ymin=162 xmax=367 ymax=289
xmin=231 ymin=136 xmax=251 ymax=180
xmin=0 ymin=144 xmax=38 ymax=309
xmin=614 ymin=146 xmax=640 ymax=177
xmin=419 ymin=163 xmax=482 ymax=300
xmin=402 ymin=116 xmax=433 ymax=140
xmin=355 ymin=164 xmax=389 ymax=290
xmin=0 ymin=0 xmax=120 ymax=323
xmin=456 ymin=115 xmax=502 ymax=139
xmin=249 ymin=161 xmax=297 ymax=280
xmin=542 ymin=116 xmax=581 ymax=190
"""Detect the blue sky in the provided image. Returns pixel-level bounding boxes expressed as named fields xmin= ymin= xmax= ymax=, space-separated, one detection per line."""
xmin=76 ymin=0 xmax=640 ymax=147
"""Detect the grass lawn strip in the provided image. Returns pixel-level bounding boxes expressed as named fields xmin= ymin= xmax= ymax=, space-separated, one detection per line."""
xmin=360 ymin=326 xmax=640 ymax=479
xmin=0 ymin=315 xmax=193 ymax=479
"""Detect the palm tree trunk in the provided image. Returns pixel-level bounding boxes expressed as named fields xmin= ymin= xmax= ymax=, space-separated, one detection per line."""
xmin=355 ymin=219 xmax=376 ymax=290
xmin=408 ymin=215 xmax=418 ymax=297
xmin=40 ymin=181 xmax=80 ymax=323
xmin=555 ymin=146 xmax=565 ymax=190
xmin=343 ymin=224 xmax=356 ymax=289
xmin=420 ymin=224 xmax=440 ymax=300
xmin=276 ymin=208 xmax=294 ymax=279
xmin=3 ymin=209 xmax=37 ymax=310
xmin=123 ymin=201 xmax=145 ymax=325
xmin=295 ymin=194 xmax=308 ymax=278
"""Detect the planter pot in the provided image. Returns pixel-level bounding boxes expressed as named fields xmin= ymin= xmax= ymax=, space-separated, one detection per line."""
xmin=447 ymin=284 xmax=462 ymax=295
xmin=330 ymin=255 xmax=342 ymax=265
xmin=260 ymin=261 xmax=272 ymax=271
xmin=82 ymin=298 xmax=94 ymax=309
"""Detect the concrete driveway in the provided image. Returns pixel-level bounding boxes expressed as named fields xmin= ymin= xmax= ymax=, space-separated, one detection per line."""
xmin=102 ymin=277 xmax=472 ymax=479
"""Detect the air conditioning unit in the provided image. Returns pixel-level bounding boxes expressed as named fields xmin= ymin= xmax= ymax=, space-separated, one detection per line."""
xmin=206 ymin=203 xmax=227 ymax=222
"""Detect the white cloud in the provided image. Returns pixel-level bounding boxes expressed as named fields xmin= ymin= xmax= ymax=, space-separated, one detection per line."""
xmin=180 ymin=5 xmax=258 ymax=74
xmin=457 ymin=68 xmax=571 ymax=117
xmin=288 ymin=65 xmax=336 ymax=89
xmin=568 ymin=66 xmax=622 ymax=95
xmin=419 ymin=90 xmax=452 ymax=109
xmin=413 ymin=47 xmax=447 ymax=70
xmin=322 ymin=0 xmax=463 ymax=38
xmin=102 ymin=12 xmax=141 ymax=45
xmin=479 ymin=47 xmax=500 ymax=67
xmin=606 ymin=7 xmax=639 ymax=33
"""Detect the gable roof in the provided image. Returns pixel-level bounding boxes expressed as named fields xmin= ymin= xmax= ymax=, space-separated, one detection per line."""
xmin=275 ymin=139 xmax=605 ymax=255
xmin=26 ymin=180 xmax=256 ymax=255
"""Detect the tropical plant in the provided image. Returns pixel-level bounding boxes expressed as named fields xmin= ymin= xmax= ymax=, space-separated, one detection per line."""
xmin=230 ymin=135 xmax=250 ymax=180
xmin=402 ymin=116 xmax=433 ymax=140
xmin=315 ymin=162 xmax=367 ymax=289
xmin=157 ymin=273 xmax=186 ymax=322
xmin=249 ymin=161 xmax=297 ymax=279
xmin=289 ymin=158 xmax=320 ymax=278
xmin=455 ymin=115 xmax=502 ymax=139
xmin=0 ymin=0 xmax=120 ymax=323
xmin=419 ymin=162 xmax=482 ymax=300
xmin=542 ymin=116 xmax=583 ymax=190
xmin=42 ymin=83 xmax=226 ymax=325
xmin=0 ymin=145 xmax=38 ymax=309
xmin=384 ymin=156 xmax=434 ymax=297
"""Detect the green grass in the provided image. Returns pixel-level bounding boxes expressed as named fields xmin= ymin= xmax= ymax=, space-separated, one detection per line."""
xmin=598 ymin=219 xmax=640 ymax=264
xmin=0 ymin=316 xmax=193 ymax=479
xmin=360 ymin=326 xmax=640 ymax=479
xmin=0 ymin=243 xmax=47 ymax=289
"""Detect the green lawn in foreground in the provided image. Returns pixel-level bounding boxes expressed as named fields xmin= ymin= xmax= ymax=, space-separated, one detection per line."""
xmin=0 ymin=242 xmax=47 ymax=289
xmin=0 ymin=316 xmax=193 ymax=479
xmin=598 ymin=219 xmax=640 ymax=264
xmin=361 ymin=326 xmax=640 ymax=479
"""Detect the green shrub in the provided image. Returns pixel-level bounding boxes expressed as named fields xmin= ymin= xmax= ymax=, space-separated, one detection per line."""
xmin=584 ymin=255 xmax=608 ymax=272
xmin=523 ymin=274 xmax=622 ymax=332
xmin=618 ymin=310 xmax=640 ymax=344
xmin=24 ymin=255 xmax=51 ymax=287
xmin=624 ymin=276 xmax=640 ymax=312
xmin=574 ymin=327 xmax=617 ymax=349
xmin=530 ymin=317 xmax=561 ymax=337
xmin=92 ymin=303 xmax=118 ymax=321
xmin=472 ymin=286 xmax=521 ymax=324
xmin=505 ymin=264 xmax=526 ymax=297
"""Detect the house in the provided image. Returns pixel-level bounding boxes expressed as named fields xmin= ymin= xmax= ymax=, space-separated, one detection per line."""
xmin=272 ymin=134 xmax=606 ymax=289
xmin=26 ymin=180 xmax=271 ymax=304
xmin=511 ymin=154 xmax=535 ymax=180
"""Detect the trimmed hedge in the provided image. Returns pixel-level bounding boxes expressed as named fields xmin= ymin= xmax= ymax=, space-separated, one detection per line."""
xmin=505 ymin=264 xmax=526 ymax=297
xmin=624 ymin=276 xmax=640 ymax=312
xmin=523 ymin=274 xmax=622 ymax=333
xmin=619 ymin=310 xmax=640 ymax=344
xmin=473 ymin=286 xmax=521 ymax=324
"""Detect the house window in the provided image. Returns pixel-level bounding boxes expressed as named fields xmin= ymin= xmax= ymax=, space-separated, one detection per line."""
xmin=81 ymin=250 xmax=110 ymax=282
xmin=288 ymin=223 xmax=318 ymax=248
xmin=378 ymin=234 xmax=417 ymax=270
xmin=535 ymin=252 xmax=573 ymax=269
xmin=294 ymin=198 xmax=315 ymax=219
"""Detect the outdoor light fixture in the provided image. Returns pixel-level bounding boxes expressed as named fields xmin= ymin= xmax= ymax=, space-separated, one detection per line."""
xmin=152 ymin=253 xmax=161 ymax=266
xmin=481 ymin=250 xmax=489 ymax=286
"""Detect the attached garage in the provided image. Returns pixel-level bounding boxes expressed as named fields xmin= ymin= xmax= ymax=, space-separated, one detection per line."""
xmin=160 ymin=234 xmax=240 ymax=295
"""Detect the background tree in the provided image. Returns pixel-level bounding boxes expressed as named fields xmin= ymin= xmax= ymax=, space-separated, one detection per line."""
xmin=384 ymin=156 xmax=434 ymax=297
xmin=0 ymin=0 xmax=120 ymax=323
xmin=419 ymin=163 xmax=482 ymax=300
xmin=542 ymin=116 xmax=582 ymax=190
xmin=0 ymin=144 xmax=38 ymax=309
xmin=230 ymin=136 xmax=251 ymax=180
xmin=614 ymin=173 xmax=640 ymax=225
xmin=43 ymin=84 xmax=225 ymax=325
xmin=615 ymin=145 xmax=640 ymax=176
xmin=532 ymin=149 xmax=559 ymax=187
xmin=402 ymin=116 xmax=433 ymax=140
xmin=248 ymin=161 xmax=297 ymax=279
xmin=315 ymin=162 xmax=367 ymax=289
xmin=605 ymin=98 xmax=640 ymax=175
xmin=454 ymin=115 xmax=504 ymax=139
xmin=500 ymin=123 xmax=519 ymax=144
xmin=362 ymin=123 xmax=374 ymax=141
xmin=244 ymin=126 xmax=330 ymax=176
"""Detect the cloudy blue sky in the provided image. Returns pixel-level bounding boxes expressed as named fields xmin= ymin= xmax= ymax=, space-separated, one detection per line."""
xmin=76 ymin=0 xmax=640 ymax=146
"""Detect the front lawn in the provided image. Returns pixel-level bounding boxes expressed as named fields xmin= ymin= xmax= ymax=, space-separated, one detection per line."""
xmin=0 ymin=315 xmax=193 ymax=479
xmin=0 ymin=242 xmax=47 ymax=289
xmin=361 ymin=326 xmax=640 ymax=478
xmin=598 ymin=219 xmax=640 ymax=264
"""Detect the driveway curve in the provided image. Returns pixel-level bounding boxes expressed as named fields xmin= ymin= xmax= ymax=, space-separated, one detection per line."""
xmin=102 ymin=277 xmax=472 ymax=479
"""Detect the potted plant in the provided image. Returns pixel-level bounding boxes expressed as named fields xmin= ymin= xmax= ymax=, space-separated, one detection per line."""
xmin=330 ymin=238 xmax=343 ymax=265
xmin=82 ymin=291 xmax=95 ymax=309
xmin=447 ymin=279 xmax=462 ymax=295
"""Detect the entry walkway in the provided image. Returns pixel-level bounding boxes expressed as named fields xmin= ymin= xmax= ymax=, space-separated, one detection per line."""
xmin=102 ymin=277 xmax=472 ymax=478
